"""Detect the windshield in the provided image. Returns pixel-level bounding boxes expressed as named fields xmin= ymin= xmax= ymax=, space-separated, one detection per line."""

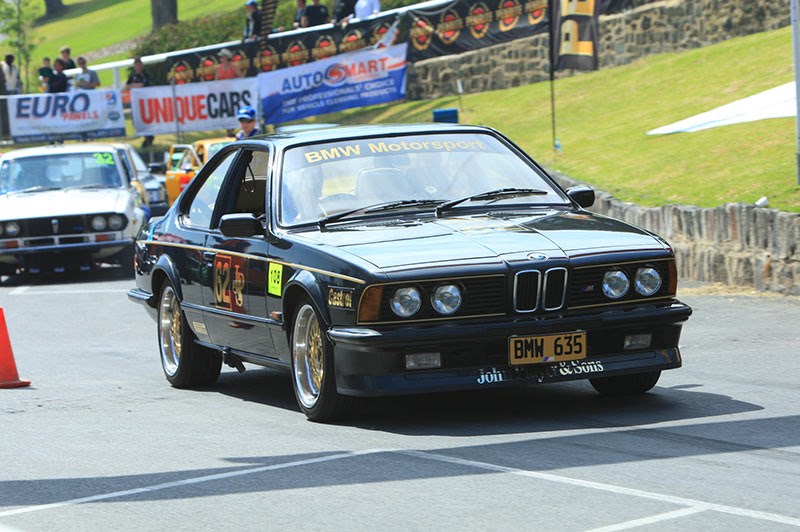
xmin=0 ymin=152 xmax=124 ymax=194
xmin=279 ymin=133 xmax=567 ymax=226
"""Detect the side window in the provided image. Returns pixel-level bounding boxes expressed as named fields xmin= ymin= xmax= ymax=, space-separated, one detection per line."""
xmin=229 ymin=150 xmax=270 ymax=218
xmin=185 ymin=151 xmax=237 ymax=229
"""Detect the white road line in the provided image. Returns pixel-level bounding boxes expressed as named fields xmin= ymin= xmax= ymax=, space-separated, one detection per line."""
xmin=402 ymin=450 xmax=800 ymax=528
xmin=0 ymin=449 xmax=386 ymax=518
xmin=9 ymin=289 xmax=129 ymax=296
xmin=585 ymin=507 xmax=707 ymax=531
xmin=8 ymin=285 xmax=31 ymax=296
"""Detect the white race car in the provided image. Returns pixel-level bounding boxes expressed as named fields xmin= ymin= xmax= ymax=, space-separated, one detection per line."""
xmin=0 ymin=144 xmax=147 ymax=276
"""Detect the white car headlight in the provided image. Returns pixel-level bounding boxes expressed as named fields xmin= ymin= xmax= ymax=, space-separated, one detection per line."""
xmin=5 ymin=221 xmax=20 ymax=237
xmin=390 ymin=287 xmax=422 ymax=318
xmin=108 ymin=214 xmax=125 ymax=231
xmin=91 ymin=215 xmax=107 ymax=232
xmin=635 ymin=267 xmax=662 ymax=296
xmin=602 ymin=270 xmax=630 ymax=299
xmin=431 ymin=284 xmax=462 ymax=315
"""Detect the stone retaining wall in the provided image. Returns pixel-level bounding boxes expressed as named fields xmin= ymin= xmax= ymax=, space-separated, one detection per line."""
xmin=408 ymin=0 xmax=791 ymax=99
xmin=551 ymin=172 xmax=800 ymax=295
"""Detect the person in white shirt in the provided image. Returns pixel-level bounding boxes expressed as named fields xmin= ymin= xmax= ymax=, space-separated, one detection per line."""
xmin=353 ymin=0 xmax=380 ymax=19
xmin=1 ymin=54 xmax=20 ymax=94
xmin=74 ymin=56 xmax=100 ymax=90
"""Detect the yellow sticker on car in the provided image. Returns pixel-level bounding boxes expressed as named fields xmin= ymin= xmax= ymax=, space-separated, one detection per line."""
xmin=268 ymin=262 xmax=283 ymax=296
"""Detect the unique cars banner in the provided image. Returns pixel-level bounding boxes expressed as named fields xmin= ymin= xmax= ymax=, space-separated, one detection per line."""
xmin=8 ymin=90 xmax=126 ymax=143
xmin=163 ymin=14 xmax=401 ymax=84
xmin=130 ymin=78 xmax=260 ymax=136
xmin=258 ymin=43 xmax=407 ymax=124
xmin=550 ymin=0 xmax=600 ymax=71
xmin=406 ymin=0 xmax=548 ymax=61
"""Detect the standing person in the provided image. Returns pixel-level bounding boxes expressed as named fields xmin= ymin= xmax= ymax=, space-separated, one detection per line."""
xmin=243 ymin=0 xmax=262 ymax=42
xmin=125 ymin=57 xmax=154 ymax=147
xmin=74 ymin=57 xmax=100 ymax=90
xmin=59 ymin=46 xmax=76 ymax=70
xmin=302 ymin=0 xmax=330 ymax=27
xmin=48 ymin=59 xmax=69 ymax=93
xmin=293 ymin=0 xmax=307 ymax=28
xmin=1 ymin=54 xmax=20 ymax=95
xmin=333 ymin=0 xmax=357 ymax=26
xmin=353 ymin=0 xmax=380 ymax=20
xmin=235 ymin=106 xmax=260 ymax=140
xmin=215 ymin=49 xmax=243 ymax=80
xmin=38 ymin=57 xmax=54 ymax=92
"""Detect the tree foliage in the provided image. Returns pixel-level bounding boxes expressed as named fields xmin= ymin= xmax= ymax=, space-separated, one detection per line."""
xmin=0 ymin=0 xmax=43 ymax=92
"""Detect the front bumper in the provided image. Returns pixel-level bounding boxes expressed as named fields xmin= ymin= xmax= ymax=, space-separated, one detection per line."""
xmin=328 ymin=301 xmax=692 ymax=396
xmin=0 ymin=239 xmax=133 ymax=272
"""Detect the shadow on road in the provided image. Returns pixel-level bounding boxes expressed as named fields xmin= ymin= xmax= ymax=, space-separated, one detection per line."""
xmin=210 ymin=367 xmax=763 ymax=437
xmin=2 ymin=413 xmax=797 ymax=509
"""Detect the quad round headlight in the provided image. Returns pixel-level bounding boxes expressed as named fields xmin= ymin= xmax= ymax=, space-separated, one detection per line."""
xmin=5 ymin=221 xmax=20 ymax=237
xmin=431 ymin=284 xmax=462 ymax=315
xmin=390 ymin=287 xmax=422 ymax=318
xmin=635 ymin=267 xmax=662 ymax=296
xmin=602 ymin=270 xmax=630 ymax=299
xmin=108 ymin=214 xmax=125 ymax=231
xmin=431 ymin=284 xmax=463 ymax=316
xmin=91 ymin=215 xmax=107 ymax=232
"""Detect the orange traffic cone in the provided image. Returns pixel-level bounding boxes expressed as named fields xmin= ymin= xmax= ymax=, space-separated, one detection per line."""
xmin=0 ymin=307 xmax=30 ymax=388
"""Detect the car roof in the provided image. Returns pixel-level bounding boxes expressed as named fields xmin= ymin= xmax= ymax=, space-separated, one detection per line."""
xmin=1 ymin=143 xmax=119 ymax=160
xmin=238 ymin=123 xmax=494 ymax=149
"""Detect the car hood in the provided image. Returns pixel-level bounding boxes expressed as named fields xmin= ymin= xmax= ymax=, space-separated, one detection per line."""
xmin=0 ymin=188 xmax=131 ymax=220
xmin=295 ymin=210 xmax=667 ymax=270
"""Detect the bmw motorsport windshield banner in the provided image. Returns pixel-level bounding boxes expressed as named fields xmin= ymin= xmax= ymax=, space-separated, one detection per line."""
xmin=8 ymin=90 xmax=125 ymax=143
xmin=130 ymin=78 xmax=259 ymax=136
xmin=258 ymin=43 xmax=407 ymax=125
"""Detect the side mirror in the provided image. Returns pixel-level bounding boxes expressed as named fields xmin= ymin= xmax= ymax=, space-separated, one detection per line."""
xmin=566 ymin=185 xmax=595 ymax=208
xmin=149 ymin=162 xmax=166 ymax=174
xmin=219 ymin=213 xmax=264 ymax=238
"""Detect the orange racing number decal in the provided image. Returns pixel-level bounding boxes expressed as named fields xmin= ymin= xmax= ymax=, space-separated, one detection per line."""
xmin=213 ymin=255 xmax=245 ymax=312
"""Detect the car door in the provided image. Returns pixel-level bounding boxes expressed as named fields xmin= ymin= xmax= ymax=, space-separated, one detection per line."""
xmin=200 ymin=146 xmax=275 ymax=355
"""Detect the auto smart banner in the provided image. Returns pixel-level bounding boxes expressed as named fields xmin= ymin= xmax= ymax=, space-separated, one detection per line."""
xmin=130 ymin=77 xmax=259 ymax=136
xmin=258 ymin=42 xmax=407 ymax=125
xmin=407 ymin=0 xmax=548 ymax=61
xmin=8 ymin=90 xmax=126 ymax=143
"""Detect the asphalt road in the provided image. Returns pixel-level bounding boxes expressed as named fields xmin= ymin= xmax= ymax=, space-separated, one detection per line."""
xmin=1 ymin=270 xmax=799 ymax=531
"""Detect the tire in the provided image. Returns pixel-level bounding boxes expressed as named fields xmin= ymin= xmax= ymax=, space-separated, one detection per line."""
xmin=590 ymin=371 xmax=661 ymax=396
xmin=158 ymin=281 xmax=221 ymax=388
xmin=290 ymin=298 xmax=351 ymax=422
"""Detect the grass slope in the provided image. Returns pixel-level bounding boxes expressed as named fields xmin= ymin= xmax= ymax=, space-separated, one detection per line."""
xmin=328 ymin=27 xmax=799 ymax=211
xmin=34 ymin=0 xmax=244 ymax=61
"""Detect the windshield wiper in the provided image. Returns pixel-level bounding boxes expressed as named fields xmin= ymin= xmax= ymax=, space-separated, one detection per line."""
xmin=364 ymin=199 xmax=445 ymax=213
xmin=435 ymin=187 xmax=548 ymax=217
xmin=9 ymin=186 xmax=63 ymax=194
xmin=65 ymin=184 xmax=117 ymax=190
xmin=318 ymin=199 xmax=444 ymax=228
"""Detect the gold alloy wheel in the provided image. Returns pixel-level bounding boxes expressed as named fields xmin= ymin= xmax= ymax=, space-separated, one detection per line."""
xmin=159 ymin=285 xmax=182 ymax=377
xmin=292 ymin=303 xmax=325 ymax=409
